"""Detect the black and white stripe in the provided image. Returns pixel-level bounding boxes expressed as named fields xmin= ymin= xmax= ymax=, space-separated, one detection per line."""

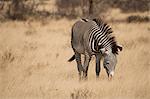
xmin=88 ymin=18 xmax=117 ymax=54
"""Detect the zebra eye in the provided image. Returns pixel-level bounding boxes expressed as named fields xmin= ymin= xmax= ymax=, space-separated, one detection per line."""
xmin=104 ymin=65 xmax=109 ymax=71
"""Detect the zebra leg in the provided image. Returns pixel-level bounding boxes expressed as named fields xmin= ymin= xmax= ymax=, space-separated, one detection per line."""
xmin=75 ymin=52 xmax=83 ymax=79
xmin=95 ymin=54 xmax=101 ymax=77
xmin=83 ymin=53 xmax=91 ymax=79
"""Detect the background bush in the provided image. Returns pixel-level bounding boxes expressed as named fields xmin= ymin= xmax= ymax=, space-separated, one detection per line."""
xmin=0 ymin=0 xmax=149 ymax=20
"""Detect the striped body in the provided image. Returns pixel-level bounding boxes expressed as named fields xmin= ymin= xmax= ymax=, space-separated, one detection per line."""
xmin=69 ymin=18 xmax=122 ymax=79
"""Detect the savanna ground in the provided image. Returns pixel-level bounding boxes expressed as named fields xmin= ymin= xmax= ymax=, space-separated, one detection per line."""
xmin=0 ymin=9 xmax=150 ymax=99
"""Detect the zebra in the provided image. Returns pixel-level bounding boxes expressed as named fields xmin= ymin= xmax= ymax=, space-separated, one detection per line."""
xmin=68 ymin=18 xmax=122 ymax=79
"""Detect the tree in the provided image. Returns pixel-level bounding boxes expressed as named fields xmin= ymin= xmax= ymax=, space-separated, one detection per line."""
xmin=81 ymin=0 xmax=94 ymax=18
xmin=8 ymin=0 xmax=24 ymax=20
xmin=89 ymin=0 xmax=94 ymax=15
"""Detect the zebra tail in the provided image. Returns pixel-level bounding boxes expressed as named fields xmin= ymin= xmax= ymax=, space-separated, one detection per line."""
xmin=68 ymin=55 xmax=75 ymax=62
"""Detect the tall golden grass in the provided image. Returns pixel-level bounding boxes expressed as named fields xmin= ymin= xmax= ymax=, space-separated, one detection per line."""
xmin=0 ymin=12 xmax=149 ymax=99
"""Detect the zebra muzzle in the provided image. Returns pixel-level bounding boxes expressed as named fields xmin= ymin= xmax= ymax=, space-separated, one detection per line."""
xmin=108 ymin=71 xmax=114 ymax=80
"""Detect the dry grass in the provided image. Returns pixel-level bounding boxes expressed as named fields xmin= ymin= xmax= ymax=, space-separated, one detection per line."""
xmin=0 ymin=14 xmax=150 ymax=99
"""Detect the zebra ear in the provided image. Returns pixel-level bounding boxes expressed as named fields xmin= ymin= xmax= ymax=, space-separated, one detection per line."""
xmin=117 ymin=45 xmax=123 ymax=51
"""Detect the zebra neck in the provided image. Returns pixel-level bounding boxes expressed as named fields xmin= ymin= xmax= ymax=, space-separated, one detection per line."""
xmin=97 ymin=40 xmax=112 ymax=54
xmin=90 ymin=38 xmax=111 ymax=53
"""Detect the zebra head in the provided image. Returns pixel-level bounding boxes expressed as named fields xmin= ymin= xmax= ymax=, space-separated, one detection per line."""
xmin=103 ymin=52 xmax=117 ymax=79
xmin=100 ymin=45 xmax=122 ymax=79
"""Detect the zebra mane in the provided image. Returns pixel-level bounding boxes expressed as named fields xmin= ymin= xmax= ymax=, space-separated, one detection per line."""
xmin=92 ymin=18 xmax=120 ymax=54
xmin=81 ymin=18 xmax=88 ymax=22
